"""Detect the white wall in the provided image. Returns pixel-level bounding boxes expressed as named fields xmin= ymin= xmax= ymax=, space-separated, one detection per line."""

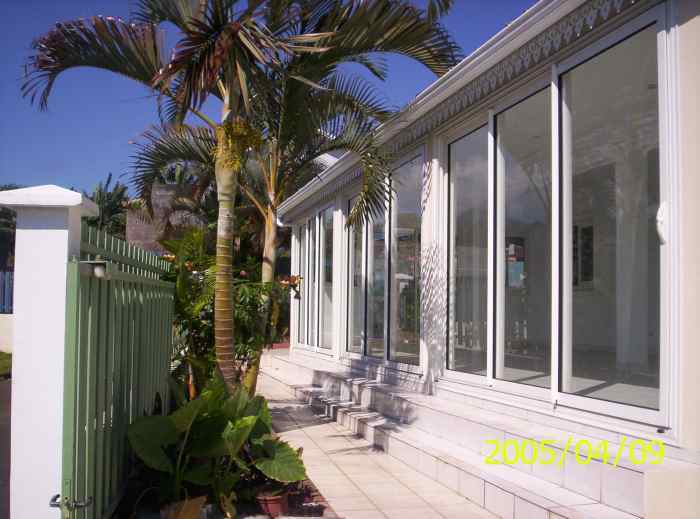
xmin=0 ymin=315 xmax=12 ymax=354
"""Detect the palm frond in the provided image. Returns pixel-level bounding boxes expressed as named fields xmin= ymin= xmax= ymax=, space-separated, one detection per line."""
xmin=131 ymin=125 xmax=217 ymax=214
xmin=314 ymin=0 xmax=462 ymax=78
xmin=132 ymin=0 xmax=207 ymax=31
xmin=23 ymin=16 xmax=165 ymax=110
xmin=153 ymin=0 xmax=282 ymax=111
xmin=427 ymin=0 xmax=456 ymax=21
xmin=347 ymin=145 xmax=394 ymax=229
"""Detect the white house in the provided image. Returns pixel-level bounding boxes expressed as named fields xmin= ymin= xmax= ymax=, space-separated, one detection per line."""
xmin=261 ymin=1 xmax=700 ymax=517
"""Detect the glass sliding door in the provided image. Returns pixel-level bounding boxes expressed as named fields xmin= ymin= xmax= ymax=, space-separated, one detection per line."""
xmin=389 ymin=156 xmax=422 ymax=365
xmin=496 ymin=88 xmax=551 ymax=388
xmin=367 ymin=212 xmax=386 ymax=358
xmin=307 ymin=218 xmax=317 ymax=347
xmin=298 ymin=225 xmax=307 ymax=344
xmin=560 ymin=25 xmax=661 ymax=409
xmin=347 ymin=198 xmax=365 ymax=354
xmin=448 ymin=126 xmax=489 ymax=375
xmin=319 ymin=207 xmax=334 ymax=350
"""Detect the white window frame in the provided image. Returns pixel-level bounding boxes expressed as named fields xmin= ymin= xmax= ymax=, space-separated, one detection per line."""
xmin=386 ymin=148 xmax=427 ymax=374
xmin=437 ymin=5 xmax=675 ymax=430
xmin=552 ymin=4 xmax=671 ymax=427
xmin=491 ymin=75 xmax=554 ymax=402
xmin=440 ymin=112 xmax=491 ymax=386
xmin=343 ymin=195 xmax=368 ymax=360
xmin=312 ymin=205 xmax=335 ymax=356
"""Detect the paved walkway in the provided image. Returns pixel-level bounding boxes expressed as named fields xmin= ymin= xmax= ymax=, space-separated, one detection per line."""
xmin=259 ymin=374 xmax=497 ymax=519
xmin=1 ymin=379 xmax=10 ymax=519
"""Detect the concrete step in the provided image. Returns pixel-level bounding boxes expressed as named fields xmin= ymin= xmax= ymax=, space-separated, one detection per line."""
xmin=260 ymin=351 xmax=698 ymax=518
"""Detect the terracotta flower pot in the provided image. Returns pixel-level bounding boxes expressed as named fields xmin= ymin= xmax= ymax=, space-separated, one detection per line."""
xmin=256 ymin=491 xmax=289 ymax=517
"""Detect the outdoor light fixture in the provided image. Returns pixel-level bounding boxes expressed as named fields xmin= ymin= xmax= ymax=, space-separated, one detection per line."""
xmin=79 ymin=255 xmax=112 ymax=280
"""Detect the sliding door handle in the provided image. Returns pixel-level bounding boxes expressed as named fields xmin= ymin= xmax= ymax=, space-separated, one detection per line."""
xmin=656 ymin=202 xmax=667 ymax=245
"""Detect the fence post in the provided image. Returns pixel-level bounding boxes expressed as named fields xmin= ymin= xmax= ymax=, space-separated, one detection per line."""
xmin=0 ymin=185 xmax=98 ymax=519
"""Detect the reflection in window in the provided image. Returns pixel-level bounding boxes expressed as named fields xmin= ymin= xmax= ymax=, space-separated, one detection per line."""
xmin=448 ymin=126 xmax=489 ymax=374
xmin=496 ymin=88 xmax=551 ymax=388
xmin=308 ymin=218 xmax=317 ymax=347
xmin=389 ymin=157 xmax=422 ymax=365
xmin=367 ymin=213 xmax=385 ymax=358
xmin=298 ymin=226 xmax=306 ymax=344
xmin=319 ymin=207 xmax=334 ymax=349
xmin=347 ymin=198 xmax=365 ymax=354
xmin=562 ymin=26 xmax=660 ymax=409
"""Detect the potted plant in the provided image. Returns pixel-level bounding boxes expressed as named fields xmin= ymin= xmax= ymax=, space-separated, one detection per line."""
xmin=127 ymin=380 xmax=307 ymax=518
xmin=255 ymin=482 xmax=289 ymax=517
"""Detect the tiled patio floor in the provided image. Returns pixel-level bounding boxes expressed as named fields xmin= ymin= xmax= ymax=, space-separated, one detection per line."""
xmin=258 ymin=374 xmax=497 ymax=519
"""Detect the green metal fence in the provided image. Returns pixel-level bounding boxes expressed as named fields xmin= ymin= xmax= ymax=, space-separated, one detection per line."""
xmin=60 ymin=223 xmax=174 ymax=518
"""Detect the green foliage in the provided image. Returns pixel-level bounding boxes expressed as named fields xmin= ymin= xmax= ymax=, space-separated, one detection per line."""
xmin=251 ymin=436 xmax=307 ymax=483
xmin=127 ymin=382 xmax=306 ymax=509
xmin=84 ymin=173 xmax=129 ymax=239
xmin=0 ymin=352 xmax=11 ymax=378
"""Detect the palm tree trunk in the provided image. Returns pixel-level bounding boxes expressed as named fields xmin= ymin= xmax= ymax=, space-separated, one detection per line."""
xmin=214 ymin=153 xmax=240 ymax=394
xmin=242 ymin=204 xmax=277 ymax=394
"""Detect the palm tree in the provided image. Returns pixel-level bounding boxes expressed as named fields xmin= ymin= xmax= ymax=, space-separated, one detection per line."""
xmin=84 ymin=173 xmax=129 ymax=238
xmin=130 ymin=1 xmax=462 ymax=393
xmin=23 ymin=0 xmax=326 ymax=392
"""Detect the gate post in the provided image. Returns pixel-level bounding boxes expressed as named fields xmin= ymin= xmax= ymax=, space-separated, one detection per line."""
xmin=0 ymin=186 xmax=97 ymax=519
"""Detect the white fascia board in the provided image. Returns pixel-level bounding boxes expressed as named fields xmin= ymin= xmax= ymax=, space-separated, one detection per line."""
xmin=278 ymin=0 xmax=586 ymax=221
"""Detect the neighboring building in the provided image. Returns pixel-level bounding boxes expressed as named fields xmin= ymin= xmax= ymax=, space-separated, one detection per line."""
xmin=266 ymin=1 xmax=700 ymax=518
xmin=126 ymin=183 xmax=203 ymax=254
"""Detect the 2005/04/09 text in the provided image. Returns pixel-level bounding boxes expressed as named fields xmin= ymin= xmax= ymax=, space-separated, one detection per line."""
xmin=484 ymin=437 xmax=664 ymax=467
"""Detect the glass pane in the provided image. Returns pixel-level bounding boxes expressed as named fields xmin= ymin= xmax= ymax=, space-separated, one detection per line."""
xmin=347 ymin=198 xmax=365 ymax=354
xmin=448 ymin=126 xmax=489 ymax=374
xmin=319 ymin=207 xmax=333 ymax=349
xmin=308 ymin=219 xmax=317 ymax=347
xmin=298 ymin=227 xmax=306 ymax=344
xmin=389 ymin=156 xmax=422 ymax=365
xmin=496 ymin=88 xmax=551 ymax=388
xmin=367 ymin=212 xmax=385 ymax=358
xmin=562 ymin=26 xmax=660 ymax=409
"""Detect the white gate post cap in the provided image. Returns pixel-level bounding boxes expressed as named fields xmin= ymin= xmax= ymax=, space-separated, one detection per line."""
xmin=0 ymin=184 xmax=99 ymax=217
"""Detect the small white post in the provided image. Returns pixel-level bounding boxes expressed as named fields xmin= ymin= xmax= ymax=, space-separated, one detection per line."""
xmin=0 ymin=185 xmax=97 ymax=519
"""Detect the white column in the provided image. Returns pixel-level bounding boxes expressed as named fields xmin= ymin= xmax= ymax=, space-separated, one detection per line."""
xmin=0 ymin=185 xmax=97 ymax=519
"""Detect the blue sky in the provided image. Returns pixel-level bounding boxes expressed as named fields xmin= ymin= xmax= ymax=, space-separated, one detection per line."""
xmin=0 ymin=0 xmax=533 ymax=193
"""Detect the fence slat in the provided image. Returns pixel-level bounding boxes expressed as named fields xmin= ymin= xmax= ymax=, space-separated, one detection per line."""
xmin=61 ymin=224 xmax=174 ymax=519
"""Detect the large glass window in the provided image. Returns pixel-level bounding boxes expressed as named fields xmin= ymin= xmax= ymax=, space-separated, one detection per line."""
xmin=448 ymin=126 xmax=489 ymax=374
xmin=367 ymin=212 xmax=386 ymax=358
xmin=319 ymin=207 xmax=334 ymax=350
xmin=389 ymin=157 xmax=422 ymax=365
xmin=307 ymin=218 xmax=317 ymax=347
xmin=496 ymin=88 xmax=551 ymax=388
xmin=298 ymin=226 xmax=306 ymax=344
xmin=347 ymin=198 xmax=365 ymax=354
xmin=561 ymin=26 xmax=660 ymax=409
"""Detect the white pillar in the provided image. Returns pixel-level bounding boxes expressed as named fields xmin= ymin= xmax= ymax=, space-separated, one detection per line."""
xmin=0 ymin=185 xmax=97 ymax=519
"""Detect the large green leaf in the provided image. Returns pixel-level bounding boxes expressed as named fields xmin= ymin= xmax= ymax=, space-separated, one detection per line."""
xmin=222 ymin=387 xmax=251 ymax=422
xmin=188 ymin=415 xmax=228 ymax=457
xmin=182 ymin=461 xmax=213 ymax=486
xmin=223 ymin=416 xmax=257 ymax=458
xmin=127 ymin=415 xmax=178 ymax=473
xmin=170 ymin=396 xmax=206 ymax=433
xmin=253 ymin=439 xmax=307 ymax=483
xmin=245 ymin=395 xmax=272 ymax=438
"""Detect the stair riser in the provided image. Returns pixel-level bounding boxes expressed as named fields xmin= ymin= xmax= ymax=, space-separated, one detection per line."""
xmin=264 ymin=356 xmax=645 ymax=516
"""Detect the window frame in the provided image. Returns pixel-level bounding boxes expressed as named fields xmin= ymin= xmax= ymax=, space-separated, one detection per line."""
xmin=387 ymin=150 xmax=426 ymax=369
xmin=438 ymin=5 xmax=673 ymax=429
xmin=345 ymin=196 xmax=368 ymax=357
xmin=552 ymin=4 xmax=671 ymax=427
xmin=442 ymin=113 xmax=491 ymax=386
